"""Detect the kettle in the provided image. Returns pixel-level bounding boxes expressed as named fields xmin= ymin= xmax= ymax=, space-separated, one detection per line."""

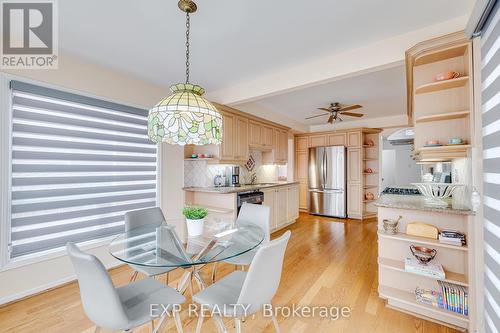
xmin=214 ymin=174 xmax=223 ymax=187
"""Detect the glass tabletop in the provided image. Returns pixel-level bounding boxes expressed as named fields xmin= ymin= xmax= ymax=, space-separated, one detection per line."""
xmin=108 ymin=217 xmax=265 ymax=268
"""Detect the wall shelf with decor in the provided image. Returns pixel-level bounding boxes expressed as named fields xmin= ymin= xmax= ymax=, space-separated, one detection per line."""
xmin=415 ymin=110 xmax=470 ymax=123
xmin=415 ymin=76 xmax=469 ymax=94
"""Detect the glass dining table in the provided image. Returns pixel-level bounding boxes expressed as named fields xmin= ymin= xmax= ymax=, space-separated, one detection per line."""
xmin=108 ymin=216 xmax=265 ymax=293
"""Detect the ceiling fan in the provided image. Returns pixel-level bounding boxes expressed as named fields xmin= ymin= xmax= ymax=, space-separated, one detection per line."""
xmin=306 ymin=102 xmax=364 ymax=124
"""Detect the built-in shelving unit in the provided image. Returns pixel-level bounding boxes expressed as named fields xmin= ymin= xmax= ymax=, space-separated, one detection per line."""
xmin=415 ymin=76 xmax=469 ymax=94
xmin=415 ymin=110 xmax=470 ymax=123
xmin=361 ymin=129 xmax=380 ymax=219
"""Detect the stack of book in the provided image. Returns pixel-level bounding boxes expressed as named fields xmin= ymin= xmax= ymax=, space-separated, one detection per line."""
xmin=404 ymin=257 xmax=446 ymax=280
xmin=415 ymin=287 xmax=444 ymax=308
xmin=439 ymin=229 xmax=466 ymax=246
xmin=438 ymin=281 xmax=469 ymax=315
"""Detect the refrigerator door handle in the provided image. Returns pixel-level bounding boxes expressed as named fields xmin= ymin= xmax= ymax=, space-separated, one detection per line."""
xmin=322 ymin=150 xmax=327 ymax=189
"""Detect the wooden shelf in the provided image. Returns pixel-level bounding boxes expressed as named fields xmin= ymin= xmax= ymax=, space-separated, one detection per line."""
xmin=379 ymin=257 xmax=468 ymax=286
xmin=363 ymin=158 xmax=378 ymax=161
xmin=415 ymin=144 xmax=470 ymax=162
xmin=363 ymin=211 xmax=377 ymax=218
xmin=363 ymin=145 xmax=377 ymax=148
xmin=363 ymin=172 xmax=378 ymax=175
xmin=378 ymin=231 xmax=468 ymax=252
xmin=184 ymin=158 xmax=215 ymax=161
xmin=415 ymin=110 xmax=470 ymax=123
xmin=414 ymin=44 xmax=468 ymax=66
xmin=417 ymin=144 xmax=470 ymax=152
xmin=363 ymin=199 xmax=378 ymax=203
xmin=379 ymin=286 xmax=469 ymax=329
xmin=415 ymin=76 xmax=469 ymax=94
xmin=363 ymin=185 xmax=378 ymax=189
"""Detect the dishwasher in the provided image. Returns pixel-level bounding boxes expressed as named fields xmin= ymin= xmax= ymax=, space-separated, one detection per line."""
xmin=236 ymin=190 xmax=264 ymax=214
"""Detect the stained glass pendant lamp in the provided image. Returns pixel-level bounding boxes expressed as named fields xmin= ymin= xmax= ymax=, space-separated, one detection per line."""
xmin=148 ymin=0 xmax=223 ymax=145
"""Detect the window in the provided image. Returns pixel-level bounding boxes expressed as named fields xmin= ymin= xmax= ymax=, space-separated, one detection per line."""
xmin=7 ymin=81 xmax=158 ymax=260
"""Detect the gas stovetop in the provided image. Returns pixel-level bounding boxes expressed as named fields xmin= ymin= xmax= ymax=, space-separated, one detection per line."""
xmin=381 ymin=187 xmax=421 ymax=196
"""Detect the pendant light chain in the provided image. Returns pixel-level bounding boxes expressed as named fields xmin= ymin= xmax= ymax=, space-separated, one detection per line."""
xmin=185 ymin=12 xmax=190 ymax=83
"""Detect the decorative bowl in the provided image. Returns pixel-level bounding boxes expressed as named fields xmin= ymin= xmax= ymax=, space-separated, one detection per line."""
xmin=435 ymin=71 xmax=460 ymax=82
xmin=411 ymin=183 xmax=464 ymax=207
xmin=410 ymin=245 xmax=437 ymax=265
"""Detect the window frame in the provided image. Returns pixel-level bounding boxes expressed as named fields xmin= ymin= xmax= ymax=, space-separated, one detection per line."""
xmin=0 ymin=73 xmax=161 ymax=271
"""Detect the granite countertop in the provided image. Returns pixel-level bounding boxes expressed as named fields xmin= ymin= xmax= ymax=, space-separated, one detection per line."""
xmin=183 ymin=181 xmax=299 ymax=194
xmin=375 ymin=194 xmax=474 ymax=215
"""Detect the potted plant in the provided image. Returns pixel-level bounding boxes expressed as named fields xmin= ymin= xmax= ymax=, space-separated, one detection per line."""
xmin=182 ymin=206 xmax=208 ymax=237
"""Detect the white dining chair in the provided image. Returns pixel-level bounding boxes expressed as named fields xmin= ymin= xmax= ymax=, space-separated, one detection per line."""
xmin=211 ymin=203 xmax=271 ymax=282
xmin=193 ymin=230 xmax=291 ymax=333
xmin=125 ymin=207 xmax=176 ymax=284
xmin=66 ymin=242 xmax=185 ymax=333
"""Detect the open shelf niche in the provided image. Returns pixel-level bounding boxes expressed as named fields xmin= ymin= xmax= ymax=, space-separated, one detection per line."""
xmin=361 ymin=129 xmax=380 ymax=218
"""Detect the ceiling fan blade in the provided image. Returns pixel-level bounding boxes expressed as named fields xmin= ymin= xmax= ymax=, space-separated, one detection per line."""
xmin=340 ymin=111 xmax=364 ymax=117
xmin=339 ymin=104 xmax=362 ymax=112
xmin=317 ymin=107 xmax=333 ymax=113
xmin=327 ymin=114 xmax=335 ymax=123
xmin=306 ymin=114 xmax=329 ymax=120
xmin=338 ymin=116 xmax=343 ymax=122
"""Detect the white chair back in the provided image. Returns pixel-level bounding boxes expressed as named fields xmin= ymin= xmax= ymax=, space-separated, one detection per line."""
xmin=66 ymin=242 xmax=129 ymax=330
xmin=237 ymin=230 xmax=291 ymax=314
xmin=125 ymin=207 xmax=166 ymax=231
xmin=237 ymin=203 xmax=271 ymax=243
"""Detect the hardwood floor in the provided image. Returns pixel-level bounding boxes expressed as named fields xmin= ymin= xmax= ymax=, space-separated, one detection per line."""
xmin=0 ymin=213 xmax=459 ymax=333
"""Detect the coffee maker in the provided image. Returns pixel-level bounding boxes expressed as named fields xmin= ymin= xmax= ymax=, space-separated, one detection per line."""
xmin=230 ymin=166 xmax=240 ymax=187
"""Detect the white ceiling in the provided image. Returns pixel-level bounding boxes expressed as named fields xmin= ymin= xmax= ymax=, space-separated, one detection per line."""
xmin=60 ymin=0 xmax=473 ymax=92
xmin=235 ymin=63 xmax=407 ymax=126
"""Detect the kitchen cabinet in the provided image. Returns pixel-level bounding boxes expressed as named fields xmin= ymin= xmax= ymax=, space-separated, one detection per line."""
xmin=273 ymin=129 xmax=288 ymax=163
xmin=287 ymin=185 xmax=299 ymax=221
xmin=309 ymin=135 xmax=327 ymax=147
xmin=347 ymin=148 xmax=361 ymax=182
xmin=328 ymin=133 xmax=347 ymax=146
xmin=262 ymin=184 xmax=299 ymax=232
xmin=249 ymin=121 xmax=262 ymax=147
xmin=296 ymin=137 xmax=309 ymax=151
xmin=220 ymin=113 xmax=235 ymax=160
xmin=262 ymin=126 xmax=274 ymax=148
xmin=234 ymin=116 xmax=248 ymax=160
xmin=347 ymin=183 xmax=362 ymax=217
xmin=298 ymin=181 xmax=308 ymax=210
xmin=347 ymin=131 xmax=361 ymax=147
xmin=295 ymin=151 xmax=308 ymax=180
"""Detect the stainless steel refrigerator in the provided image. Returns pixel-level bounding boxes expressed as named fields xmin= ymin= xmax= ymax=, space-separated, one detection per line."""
xmin=308 ymin=146 xmax=346 ymax=218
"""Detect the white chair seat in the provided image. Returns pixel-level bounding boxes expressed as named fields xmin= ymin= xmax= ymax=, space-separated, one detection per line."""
xmin=117 ymin=277 xmax=186 ymax=329
xmin=192 ymin=271 xmax=248 ymax=317
xmin=221 ymin=249 xmax=257 ymax=266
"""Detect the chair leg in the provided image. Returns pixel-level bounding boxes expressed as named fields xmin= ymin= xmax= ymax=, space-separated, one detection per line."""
xmin=152 ymin=315 xmax=167 ymax=333
xmin=195 ymin=312 xmax=204 ymax=333
xmin=129 ymin=271 xmax=138 ymax=283
xmin=211 ymin=263 xmax=218 ymax=283
xmin=213 ymin=314 xmax=227 ymax=333
xmin=173 ymin=310 xmax=184 ymax=333
xmin=235 ymin=318 xmax=242 ymax=333
xmin=271 ymin=313 xmax=281 ymax=333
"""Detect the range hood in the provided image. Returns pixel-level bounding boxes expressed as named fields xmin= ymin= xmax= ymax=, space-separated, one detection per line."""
xmin=387 ymin=128 xmax=414 ymax=145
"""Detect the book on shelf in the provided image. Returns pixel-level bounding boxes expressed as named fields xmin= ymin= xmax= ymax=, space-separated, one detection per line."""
xmin=438 ymin=281 xmax=469 ymax=316
xmin=439 ymin=230 xmax=466 ymax=246
xmin=404 ymin=258 xmax=446 ymax=280
xmin=438 ymin=234 xmax=464 ymax=246
xmin=415 ymin=287 xmax=444 ymax=308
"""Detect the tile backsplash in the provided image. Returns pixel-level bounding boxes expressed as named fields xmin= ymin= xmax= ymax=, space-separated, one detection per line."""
xmin=184 ymin=150 xmax=282 ymax=187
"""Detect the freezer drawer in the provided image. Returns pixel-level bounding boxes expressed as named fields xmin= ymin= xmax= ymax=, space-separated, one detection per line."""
xmin=309 ymin=189 xmax=346 ymax=218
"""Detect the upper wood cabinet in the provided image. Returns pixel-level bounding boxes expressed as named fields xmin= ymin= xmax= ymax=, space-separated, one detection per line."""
xmin=249 ymin=121 xmax=262 ymax=147
xmin=234 ymin=116 xmax=248 ymax=160
xmin=220 ymin=113 xmax=235 ymax=160
xmin=273 ymin=129 xmax=288 ymax=163
xmin=347 ymin=131 xmax=361 ymax=147
xmin=262 ymin=126 xmax=274 ymax=147
xmin=328 ymin=133 xmax=347 ymax=146
xmin=296 ymin=137 xmax=309 ymax=151
xmin=309 ymin=135 xmax=327 ymax=147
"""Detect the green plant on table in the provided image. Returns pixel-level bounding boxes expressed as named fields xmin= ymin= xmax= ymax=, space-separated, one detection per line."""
xmin=182 ymin=206 xmax=208 ymax=220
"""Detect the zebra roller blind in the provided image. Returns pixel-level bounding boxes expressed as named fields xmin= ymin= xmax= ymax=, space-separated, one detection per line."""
xmin=481 ymin=2 xmax=500 ymax=332
xmin=9 ymin=81 xmax=157 ymax=259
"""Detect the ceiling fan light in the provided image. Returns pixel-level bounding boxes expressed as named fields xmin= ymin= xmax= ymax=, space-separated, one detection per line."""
xmin=148 ymin=83 xmax=223 ymax=145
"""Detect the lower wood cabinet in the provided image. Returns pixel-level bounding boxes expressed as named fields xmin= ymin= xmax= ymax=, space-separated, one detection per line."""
xmin=262 ymin=184 xmax=299 ymax=231
xmin=347 ymin=183 xmax=362 ymax=218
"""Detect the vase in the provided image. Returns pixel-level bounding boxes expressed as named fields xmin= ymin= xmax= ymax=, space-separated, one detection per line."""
xmin=186 ymin=218 xmax=204 ymax=237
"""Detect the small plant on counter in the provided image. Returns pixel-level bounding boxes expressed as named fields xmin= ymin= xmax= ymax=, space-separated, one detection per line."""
xmin=182 ymin=206 xmax=208 ymax=220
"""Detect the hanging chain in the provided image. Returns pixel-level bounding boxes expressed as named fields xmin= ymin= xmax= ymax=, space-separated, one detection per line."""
xmin=185 ymin=12 xmax=191 ymax=83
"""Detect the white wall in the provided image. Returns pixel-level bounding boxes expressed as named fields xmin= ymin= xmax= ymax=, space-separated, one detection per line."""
xmin=0 ymin=53 xmax=184 ymax=304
